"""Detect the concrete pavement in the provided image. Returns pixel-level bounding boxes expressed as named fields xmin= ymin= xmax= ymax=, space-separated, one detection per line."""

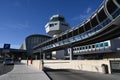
xmin=0 ymin=64 xmax=50 ymax=80
xmin=0 ymin=64 xmax=14 ymax=76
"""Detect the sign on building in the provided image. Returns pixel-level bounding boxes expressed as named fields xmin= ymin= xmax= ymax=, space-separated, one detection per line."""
xmin=3 ymin=44 xmax=11 ymax=53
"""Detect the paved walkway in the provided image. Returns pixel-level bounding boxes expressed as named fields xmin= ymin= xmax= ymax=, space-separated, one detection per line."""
xmin=0 ymin=64 xmax=50 ymax=80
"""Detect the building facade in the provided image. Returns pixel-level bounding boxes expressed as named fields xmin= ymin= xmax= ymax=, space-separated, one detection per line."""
xmin=20 ymin=34 xmax=51 ymax=58
xmin=71 ymin=37 xmax=120 ymax=60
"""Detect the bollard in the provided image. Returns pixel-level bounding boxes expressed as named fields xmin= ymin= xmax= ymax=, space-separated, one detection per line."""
xmin=30 ymin=58 xmax=32 ymax=64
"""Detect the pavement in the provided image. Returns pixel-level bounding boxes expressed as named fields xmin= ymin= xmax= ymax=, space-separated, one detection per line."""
xmin=0 ymin=63 xmax=50 ymax=80
xmin=0 ymin=64 xmax=14 ymax=76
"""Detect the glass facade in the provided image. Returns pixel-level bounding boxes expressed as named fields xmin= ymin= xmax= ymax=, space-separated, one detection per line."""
xmin=21 ymin=34 xmax=51 ymax=56
xmin=50 ymin=17 xmax=65 ymax=22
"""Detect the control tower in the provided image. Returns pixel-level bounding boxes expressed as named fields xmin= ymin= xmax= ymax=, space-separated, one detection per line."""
xmin=45 ymin=14 xmax=70 ymax=59
xmin=45 ymin=14 xmax=70 ymax=36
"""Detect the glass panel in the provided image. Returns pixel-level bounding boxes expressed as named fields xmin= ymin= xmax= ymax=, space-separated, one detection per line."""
xmin=81 ymin=33 xmax=88 ymax=39
xmin=74 ymin=35 xmax=81 ymax=41
xmin=101 ymin=18 xmax=111 ymax=27
xmin=59 ymin=41 xmax=64 ymax=45
xmin=112 ymin=8 xmax=120 ymax=19
xmin=68 ymin=37 xmax=75 ymax=43
xmin=87 ymin=29 xmax=95 ymax=36
xmin=99 ymin=43 xmax=103 ymax=47
xmin=63 ymin=39 xmax=69 ymax=44
xmin=92 ymin=44 xmax=95 ymax=48
xmin=104 ymin=42 xmax=108 ymax=46
xmin=95 ymin=25 xmax=102 ymax=32
xmin=116 ymin=0 xmax=120 ymax=4
xmin=107 ymin=0 xmax=118 ymax=14
xmin=96 ymin=43 xmax=100 ymax=48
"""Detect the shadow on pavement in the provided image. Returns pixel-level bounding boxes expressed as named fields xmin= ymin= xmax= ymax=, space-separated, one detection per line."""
xmin=0 ymin=63 xmax=14 ymax=76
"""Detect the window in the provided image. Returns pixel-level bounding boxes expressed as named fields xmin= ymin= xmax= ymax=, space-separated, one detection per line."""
xmin=83 ymin=46 xmax=85 ymax=50
xmin=89 ymin=45 xmax=91 ymax=49
xmin=49 ymin=24 xmax=54 ymax=27
xmin=99 ymin=43 xmax=103 ymax=47
xmin=79 ymin=26 xmax=84 ymax=34
xmin=92 ymin=44 xmax=95 ymax=48
xmin=80 ymin=47 xmax=82 ymax=50
xmin=77 ymin=47 xmax=79 ymax=50
xmin=55 ymin=23 xmax=57 ymax=25
xmin=116 ymin=0 xmax=120 ymax=4
xmin=97 ymin=9 xmax=107 ymax=22
xmin=107 ymin=0 xmax=118 ymax=14
xmin=96 ymin=43 xmax=99 ymax=48
xmin=73 ymin=29 xmax=79 ymax=36
xmin=61 ymin=23 xmax=68 ymax=26
xmin=104 ymin=42 xmax=108 ymax=47
xmin=84 ymin=22 xmax=91 ymax=31
xmin=50 ymin=17 xmax=65 ymax=22
xmin=91 ymin=16 xmax=99 ymax=28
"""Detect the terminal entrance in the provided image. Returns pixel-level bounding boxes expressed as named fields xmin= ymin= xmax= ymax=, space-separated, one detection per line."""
xmin=110 ymin=60 xmax=120 ymax=73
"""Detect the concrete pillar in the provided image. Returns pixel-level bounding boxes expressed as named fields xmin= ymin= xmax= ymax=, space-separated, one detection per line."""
xmin=35 ymin=55 xmax=37 ymax=60
xmin=39 ymin=52 xmax=43 ymax=70
xmin=43 ymin=53 xmax=45 ymax=60
xmin=69 ymin=47 xmax=73 ymax=60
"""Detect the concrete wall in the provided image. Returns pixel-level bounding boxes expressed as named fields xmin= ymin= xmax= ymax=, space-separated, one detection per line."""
xmin=21 ymin=60 xmax=43 ymax=71
xmin=71 ymin=60 xmax=111 ymax=73
xmin=44 ymin=60 xmax=111 ymax=74
xmin=22 ymin=60 xmax=111 ymax=74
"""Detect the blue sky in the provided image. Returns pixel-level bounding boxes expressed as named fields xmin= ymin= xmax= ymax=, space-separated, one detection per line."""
xmin=0 ymin=0 xmax=103 ymax=49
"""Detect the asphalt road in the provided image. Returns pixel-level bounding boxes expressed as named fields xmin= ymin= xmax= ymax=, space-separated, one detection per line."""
xmin=0 ymin=63 xmax=14 ymax=76
xmin=44 ymin=68 xmax=120 ymax=80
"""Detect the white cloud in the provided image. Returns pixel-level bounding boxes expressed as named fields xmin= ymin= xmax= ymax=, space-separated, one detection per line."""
xmin=71 ymin=7 xmax=93 ymax=23
xmin=71 ymin=14 xmax=91 ymax=22
xmin=11 ymin=22 xmax=29 ymax=29
xmin=0 ymin=22 xmax=29 ymax=30
xmin=86 ymin=7 xmax=92 ymax=14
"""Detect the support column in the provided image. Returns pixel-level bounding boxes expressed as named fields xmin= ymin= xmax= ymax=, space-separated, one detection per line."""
xmin=39 ymin=52 xmax=43 ymax=70
xmin=35 ymin=55 xmax=38 ymax=60
xmin=43 ymin=53 xmax=45 ymax=60
xmin=69 ymin=47 xmax=73 ymax=60
xmin=40 ymin=52 xmax=41 ymax=59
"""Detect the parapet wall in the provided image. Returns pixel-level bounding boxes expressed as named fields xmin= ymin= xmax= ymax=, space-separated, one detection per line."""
xmin=44 ymin=60 xmax=111 ymax=74
xmin=72 ymin=60 xmax=111 ymax=73
xmin=21 ymin=60 xmax=43 ymax=71
xmin=21 ymin=60 xmax=111 ymax=74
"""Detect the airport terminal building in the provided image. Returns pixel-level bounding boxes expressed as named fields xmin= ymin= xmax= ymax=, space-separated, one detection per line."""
xmin=20 ymin=34 xmax=51 ymax=58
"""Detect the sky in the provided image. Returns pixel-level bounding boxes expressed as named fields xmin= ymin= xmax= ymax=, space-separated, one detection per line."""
xmin=0 ymin=0 xmax=103 ymax=49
